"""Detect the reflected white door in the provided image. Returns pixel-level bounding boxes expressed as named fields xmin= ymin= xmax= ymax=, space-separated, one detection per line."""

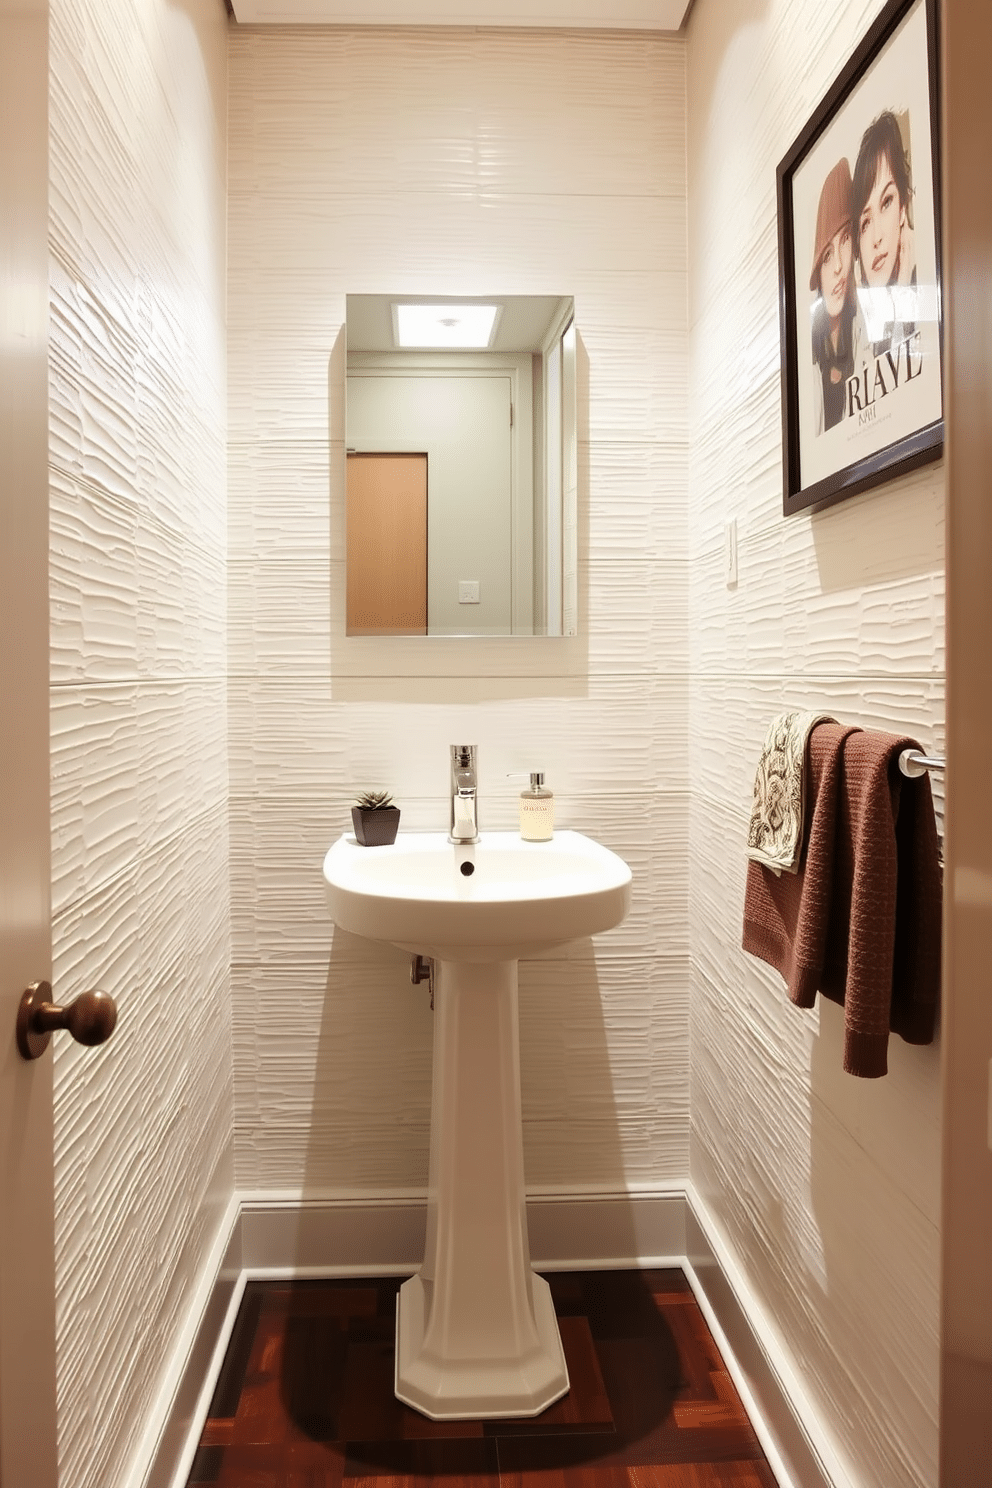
xmin=347 ymin=373 xmax=519 ymax=634
xmin=0 ymin=0 xmax=59 ymax=1481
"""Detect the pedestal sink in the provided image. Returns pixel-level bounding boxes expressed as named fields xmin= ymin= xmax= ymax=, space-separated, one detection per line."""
xmin=322 ymin=829 xmax=632 ymax=1420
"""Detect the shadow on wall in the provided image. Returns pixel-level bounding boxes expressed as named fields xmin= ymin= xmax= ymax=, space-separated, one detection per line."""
xmin=518 ymin=943 xmax=642 ymax=1203
xmin=810 ymin=461 xmax=944 ymax=593
xmin=801 ymin=758 xmax=944 ymax=1482
xmin=288 ymin=930 xmax=643 ymax=1269
xmin=307 ymin=927 xmax=435 ymax=1198
xmin=805 ymin=996 xmax=942 ymax=1485
xmin=281 ymin=931 xmax=673 ymax=1462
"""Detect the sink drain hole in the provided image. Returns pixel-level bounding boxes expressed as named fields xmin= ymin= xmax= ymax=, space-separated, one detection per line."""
xmin=460 ymin=861 xmax=475 ymax=877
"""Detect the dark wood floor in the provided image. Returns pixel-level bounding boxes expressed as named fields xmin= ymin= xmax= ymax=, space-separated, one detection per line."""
xmin=186 ymin=1269 xmax=777 ymax=1488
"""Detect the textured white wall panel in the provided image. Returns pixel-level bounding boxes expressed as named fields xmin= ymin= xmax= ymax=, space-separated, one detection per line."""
xmin=228 ymin=27 xmax=690 ymax=1197
xmin=228 ymin=679 xmax=690 ymax=797
xmin=686 ymin=2 xmax=943 ymax=1484
xmin=48 ymin=2 xmax=232 ymax=1486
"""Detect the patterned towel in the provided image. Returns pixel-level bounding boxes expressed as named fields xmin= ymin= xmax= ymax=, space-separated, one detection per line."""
xmin=743 ymin=722 xmax=857 ymax=1007
xmin=746 ymin=710 xmax=836 ymax=874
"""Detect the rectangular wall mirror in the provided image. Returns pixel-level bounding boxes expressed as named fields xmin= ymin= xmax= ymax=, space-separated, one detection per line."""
xmin=345 ymin=294 xmax=577 ymax=638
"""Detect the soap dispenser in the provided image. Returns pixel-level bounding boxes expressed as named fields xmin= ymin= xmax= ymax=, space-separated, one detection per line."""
xmin=512 ymin=772 xmax=554 ymax=842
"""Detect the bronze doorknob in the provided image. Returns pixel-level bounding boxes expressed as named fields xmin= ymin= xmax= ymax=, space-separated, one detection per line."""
xmin=16 ymin=981 xmax=118 ymax=1061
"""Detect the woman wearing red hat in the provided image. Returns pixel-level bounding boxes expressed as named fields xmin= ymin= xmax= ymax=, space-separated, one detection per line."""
xmin=810 ymin=157 xmax=865 ymax=433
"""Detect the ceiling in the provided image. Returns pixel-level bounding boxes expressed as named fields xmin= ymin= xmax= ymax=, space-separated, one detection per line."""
xmin=230 ymin=0 xmax=692 ymax=30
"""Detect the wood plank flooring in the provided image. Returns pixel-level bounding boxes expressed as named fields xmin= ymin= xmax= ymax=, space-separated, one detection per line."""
xmin=186 ymin=1269 xmax=777 ymax=1488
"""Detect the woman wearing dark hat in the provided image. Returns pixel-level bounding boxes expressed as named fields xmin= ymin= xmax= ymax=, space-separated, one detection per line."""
xmin=810 ymin=157 xmax=864 ymax=433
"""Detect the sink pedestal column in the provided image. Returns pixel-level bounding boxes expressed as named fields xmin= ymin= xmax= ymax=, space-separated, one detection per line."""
xmin=395 ymin=957 xmax=569 ymax=1420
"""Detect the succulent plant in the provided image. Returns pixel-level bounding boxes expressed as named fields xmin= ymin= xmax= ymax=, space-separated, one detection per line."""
xmin=354 ymin=788 xmax=395 ymax=811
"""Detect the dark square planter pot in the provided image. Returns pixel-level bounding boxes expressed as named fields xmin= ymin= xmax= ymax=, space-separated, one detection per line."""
xmin=351 ymin=806 xmax=401 ymax=846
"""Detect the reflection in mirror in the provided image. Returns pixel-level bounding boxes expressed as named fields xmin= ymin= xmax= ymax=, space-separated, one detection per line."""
xmin=346 ymin=295 xmax=577 ymax=637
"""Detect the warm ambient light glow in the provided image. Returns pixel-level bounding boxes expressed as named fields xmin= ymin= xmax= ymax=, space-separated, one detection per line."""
xmin=393 ymin=303 xmax=499 ymax=349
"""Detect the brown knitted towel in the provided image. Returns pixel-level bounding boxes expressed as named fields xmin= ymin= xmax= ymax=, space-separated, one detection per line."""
xmin=743 ymin=723 xmax=858 ymax=1009
xmin=818 ymin=729 xmax=942 ymax=1077
xmin=742 ymin=724 xmax=942 ymax=1078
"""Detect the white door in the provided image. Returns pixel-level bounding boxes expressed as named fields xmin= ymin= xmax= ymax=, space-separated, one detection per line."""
xmin=0 ymin=0 xmax=59 ymax=1480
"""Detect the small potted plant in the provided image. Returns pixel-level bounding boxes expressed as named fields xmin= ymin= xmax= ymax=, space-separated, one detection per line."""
xmin=351 ymin=788 xmax=401 ymax=846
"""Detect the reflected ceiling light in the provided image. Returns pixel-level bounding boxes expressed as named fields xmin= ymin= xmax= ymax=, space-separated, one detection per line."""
xmin=393 ymin=303 xmax=500 ymax=349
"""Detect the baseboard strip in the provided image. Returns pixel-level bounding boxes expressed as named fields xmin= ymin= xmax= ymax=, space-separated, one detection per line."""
xmin=136 ymin=1196 xmax=244 ymax=1488
xmin=144 ymin=1187 xmax=839 ymax=1488
xmin=684 ymin=1187 xmax=849 ymax=1488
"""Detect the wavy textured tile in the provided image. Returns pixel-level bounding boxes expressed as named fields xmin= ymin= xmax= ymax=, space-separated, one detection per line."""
xmin=43 ymin=5 xmax=947 ymax=1485
xmin=49 ymin=4 xmax=230 ymax=1488
xmin=227 ymin=24 xmax=689 ymax=1217
xmin=687 ymin=2 xmax=944 ymax=1484
xmin=226 ymin=16 xmax=692 ymax=1243
xmin=229 ymin=790 xmax=687 ymax=975
xmin=230 ymin=28 xmax=686 ymax=198
xmin=227 ymin=678 xmax=690 ymax=799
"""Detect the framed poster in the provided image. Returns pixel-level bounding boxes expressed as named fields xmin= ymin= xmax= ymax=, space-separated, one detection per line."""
xmin=777 ymin=0 xmax=942 ymax=517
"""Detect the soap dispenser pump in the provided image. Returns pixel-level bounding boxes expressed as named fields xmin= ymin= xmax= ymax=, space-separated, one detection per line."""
xmin=510 ymin=772 xmax=554 ymax=842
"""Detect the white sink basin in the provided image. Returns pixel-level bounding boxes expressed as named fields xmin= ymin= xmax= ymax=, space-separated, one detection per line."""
xmin=322 ymin=829 xmax=632 ymax=960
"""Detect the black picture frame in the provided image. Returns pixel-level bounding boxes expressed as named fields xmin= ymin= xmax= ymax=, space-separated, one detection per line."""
xmin=777 ymin=0 xmax=943 ymax=518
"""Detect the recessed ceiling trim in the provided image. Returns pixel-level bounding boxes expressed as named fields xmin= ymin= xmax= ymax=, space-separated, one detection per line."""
xmin=392 ymin=302 xmax=501 ymax=349
xmin=230 ymin=0 xmax=690 ymax=29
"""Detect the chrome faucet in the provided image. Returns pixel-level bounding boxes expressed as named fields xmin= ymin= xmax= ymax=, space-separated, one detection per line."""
xmin=449 ymin=745 xmax=479 ymax=844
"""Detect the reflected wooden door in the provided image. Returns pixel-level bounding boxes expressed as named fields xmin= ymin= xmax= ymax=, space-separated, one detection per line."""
xmin=347 ymin=453 xmax=428 ymax=635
